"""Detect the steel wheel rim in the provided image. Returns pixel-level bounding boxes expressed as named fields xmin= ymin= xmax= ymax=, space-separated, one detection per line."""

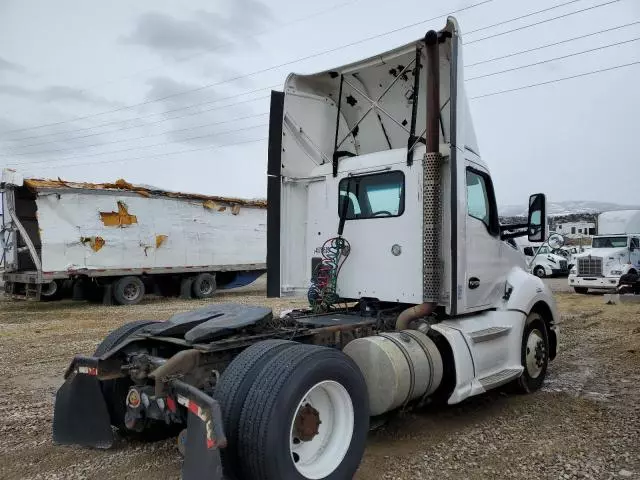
xmin=42 ymin=281 xmax=57 ymax=297
xmin=534 ymin=267 xmax=545 ymax=278
xmin=289 ymin=380 xmax=354 ymax=479
xmin=525 ymin=328 xmax=546 ymax=379
xmin=199 ymin=279 xmax=213 ymax=295
xmin=123 ymin=283 xmax=140 ymax=301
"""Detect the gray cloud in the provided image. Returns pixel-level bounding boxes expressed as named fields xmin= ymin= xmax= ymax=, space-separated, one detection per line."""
xmin=122 ymin=0 xmax=273 ymax=58
xmin=0 ymin=84 xmax=117 ymax=107
xmin=0 ymin=56 xmax=24 ymax=73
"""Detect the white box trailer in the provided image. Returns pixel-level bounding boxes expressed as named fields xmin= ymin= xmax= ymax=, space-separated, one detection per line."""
xmin=1 ymin=169 xmax=266 ymax=304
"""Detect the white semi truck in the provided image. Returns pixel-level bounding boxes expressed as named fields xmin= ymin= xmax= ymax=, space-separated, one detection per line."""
xmin=568 ymin=210 xmax=640 ymax=293
xmin=53 ymin=18 xmax=559 ymax=480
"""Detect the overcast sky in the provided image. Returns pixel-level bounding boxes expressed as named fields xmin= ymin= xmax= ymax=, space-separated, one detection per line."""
xmin=1 ymin=0 xmax=639 ymax=207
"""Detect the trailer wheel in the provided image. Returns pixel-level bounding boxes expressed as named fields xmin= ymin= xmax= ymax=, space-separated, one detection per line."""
xmin=113 ymin=276 xmax=145 ymax=305
xmin=40 ymin=280 xmax=61 ymax=301
xmin=533 ymin=266 xmax=546 ymax=278
xmin=192 ymin=273 xmax=216 ymax=299
xmin=215 ymin=339 xmax=297 ymax=479
xmin=515 ymin=312 xmax=549 ymax=394
xmin=94 ymin=321 xmax=160 ymax=432
xmin=238 ymin=344 xmax=369 ymax=480
xmin=573 ymin=287 xmax=589 ymax=294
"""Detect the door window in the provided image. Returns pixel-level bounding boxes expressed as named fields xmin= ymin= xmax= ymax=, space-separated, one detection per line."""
xmin=466 ymin=168 xmax=499 ymax=236
xmin=338 ymin=171 xmax=404 ymax=220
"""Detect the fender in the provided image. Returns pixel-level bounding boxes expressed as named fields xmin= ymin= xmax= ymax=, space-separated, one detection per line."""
xmin=502 ymin=267 xmax=559 ymax=359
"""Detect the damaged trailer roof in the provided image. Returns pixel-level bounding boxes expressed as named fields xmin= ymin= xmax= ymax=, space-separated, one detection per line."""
xmin=3 ymin=171 xmax=266 ymax=209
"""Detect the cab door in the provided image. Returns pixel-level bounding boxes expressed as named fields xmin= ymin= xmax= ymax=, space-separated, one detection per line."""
xmin=464 ymin=166 xmax=504 ymax=311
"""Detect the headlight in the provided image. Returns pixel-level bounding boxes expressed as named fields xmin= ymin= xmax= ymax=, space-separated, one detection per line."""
xmin=610 ymin=270 xmax=622 ymax=275
xmin=570 ymin=268 xmax=576 ymax=275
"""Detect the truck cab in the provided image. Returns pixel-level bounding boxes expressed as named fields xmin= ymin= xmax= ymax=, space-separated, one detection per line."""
xmin=568 ymin=210 xmax=640 ymax=293
xmin=569 ymin=234 xmax=640 ymax=293
xmin=522 ymin=245 xmax=569 ymax=278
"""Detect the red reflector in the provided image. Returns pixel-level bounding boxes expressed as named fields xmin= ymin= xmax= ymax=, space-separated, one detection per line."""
xmin=88 ymin=367 xmax=98 ymax=376
xmin=188 ymin=402 xmax=200 ymax=415
xmin=207 ymin=438 xmax=216 ymax=449
xmin=166 ymin=396 xmax=176 ymax=412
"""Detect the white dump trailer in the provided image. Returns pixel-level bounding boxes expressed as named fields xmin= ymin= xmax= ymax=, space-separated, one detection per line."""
xmin=0 ymin=169 xmax=266 ymax=304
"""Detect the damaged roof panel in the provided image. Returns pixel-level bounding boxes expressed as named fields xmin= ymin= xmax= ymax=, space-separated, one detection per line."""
xmin=21 ymin=177 xmax=267 ymax=208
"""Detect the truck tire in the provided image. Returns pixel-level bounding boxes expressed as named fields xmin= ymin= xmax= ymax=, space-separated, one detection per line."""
xmin=94 ymin=320 xmax=159 ymax=432
xmin=40 ymin=280 xmax=61 ymax=301
xmin=192 ymin=272 xmax=216 ymax=299
xmin=533 ymin=266 xmax=546 ymax=278
xmin=113 ymin=276 xmax=145 ymax=305
xmin=215 ymin=339 xmax=297 ymax=479
xmin=514 ymin=312 xmax=549 ymax=394
xmin=573 ymin=287 xmax=589 ymax=294
xmin=238 ymin=344 xmax=369 ymax=480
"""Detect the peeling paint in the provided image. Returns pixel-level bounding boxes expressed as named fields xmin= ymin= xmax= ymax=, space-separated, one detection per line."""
xmin=80 ymin=236 xmax=105 ymax=252
xmin=203 ymin=200 xmax=227 ymax=212
xmin=100 ymin=201 xmax=138 ymax=227
xmin=156 ymin=234 xmax=168 ymax=248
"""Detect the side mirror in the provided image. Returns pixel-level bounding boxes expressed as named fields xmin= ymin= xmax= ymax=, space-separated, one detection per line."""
xmin=527 ymin=193 xmax=546 ymax=243
xmin=548 ymin=233 xmax=565 ymax=249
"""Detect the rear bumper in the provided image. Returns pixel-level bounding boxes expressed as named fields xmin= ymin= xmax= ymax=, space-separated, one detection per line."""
xmin=568 ymin=275 xmax=620 ymax=289
xmin=52 ymin=355 xmax=227 ymax=480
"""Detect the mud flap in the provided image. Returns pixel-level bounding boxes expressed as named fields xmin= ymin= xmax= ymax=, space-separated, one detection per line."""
xmin=171 ymin=379 xmax=226 ymax=480
xmin=52 ymin=373 xmax=114 ymax=449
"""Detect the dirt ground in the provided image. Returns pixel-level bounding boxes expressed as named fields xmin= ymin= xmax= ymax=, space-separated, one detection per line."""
xmin=0 ymin=283 xmax=638 ymax=480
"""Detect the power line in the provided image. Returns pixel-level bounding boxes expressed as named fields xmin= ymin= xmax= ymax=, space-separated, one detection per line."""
xmin=15 ymin=137 xmax=269 ymax=171
xmin=6 ymin=122 xmax=268 ymax=166
xmin=467 ymin=0 xmax=621 ymax=44
xmin=467 ymin=36 xmax=640 ymax=81
xmin=470 ymin=59 xmax=640 ymax=99
xmin=465 ymin=0 xmax=583 ymax=35
xmin=8 ymin=95 xmax=270 ymax=150
xmin=466 ymin=20 xmax=640 ymax=67
xmin=1 ymin=112 xmax=269 ymax=158
xmin=0 ymin=0 xmax=496 ymax=136
xmin=3 ymin=85 xmax=278 ymax=145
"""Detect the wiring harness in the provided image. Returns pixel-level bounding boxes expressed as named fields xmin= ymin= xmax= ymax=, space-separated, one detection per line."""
xmin=308 ymin=237 xmax=351 ymax=313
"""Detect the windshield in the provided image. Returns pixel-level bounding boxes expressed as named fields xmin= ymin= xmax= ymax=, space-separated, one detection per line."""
xmin=592 ymin=236 xmax=628 ymax=248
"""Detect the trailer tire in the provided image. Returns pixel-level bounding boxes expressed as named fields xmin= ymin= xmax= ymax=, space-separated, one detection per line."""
xmin=94 ymin=321 xmax=160 ymax=433
xmin=215 ymin=339 xmax=297 ymax=479
xmin=40 ymin=280 xmax=61 ymax=301
xmin=113 ymin=276 xmax=145 ymax=305
xmin=514 ymin=312 xmax=549 ymax=394
xmin=192 ymin=273 xmax=216 ymax=299
xmin=238 ymin=344 xmax=369 ymax=480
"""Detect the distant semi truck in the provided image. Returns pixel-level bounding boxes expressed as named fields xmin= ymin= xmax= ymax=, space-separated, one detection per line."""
xmin=568 ymin=210 xmax=640 ymax=293
xmin=0 ymin=169 xmax=266 ymax=304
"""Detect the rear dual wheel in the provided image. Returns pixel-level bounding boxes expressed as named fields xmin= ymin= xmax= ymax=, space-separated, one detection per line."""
xmin=217 ymin=341 xmax=369 ymax=480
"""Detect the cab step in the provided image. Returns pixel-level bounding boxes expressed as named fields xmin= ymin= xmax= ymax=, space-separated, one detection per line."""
xmin=478 ymin=368 xmax=521 ymax=390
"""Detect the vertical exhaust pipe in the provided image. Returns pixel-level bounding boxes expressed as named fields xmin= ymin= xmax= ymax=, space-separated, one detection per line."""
xmin=397 ymin=30 xmax=443 ymax=329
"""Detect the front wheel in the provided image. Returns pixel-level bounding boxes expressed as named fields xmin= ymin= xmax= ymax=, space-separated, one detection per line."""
xmin=515 ymin=312 xmax=549 ymax=393
xmin=533 ymin=266 xmax=546 ymax=278
xmin=238 ymin=344 xmax=369 ymax=480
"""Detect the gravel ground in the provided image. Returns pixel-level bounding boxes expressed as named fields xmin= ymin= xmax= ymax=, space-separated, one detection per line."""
xmin=0 ymin=282 xmax=638 ymax=480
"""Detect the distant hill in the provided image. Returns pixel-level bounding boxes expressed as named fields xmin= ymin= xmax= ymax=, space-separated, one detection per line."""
xmin=499 ymin=201 xmax=640 ymax=218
